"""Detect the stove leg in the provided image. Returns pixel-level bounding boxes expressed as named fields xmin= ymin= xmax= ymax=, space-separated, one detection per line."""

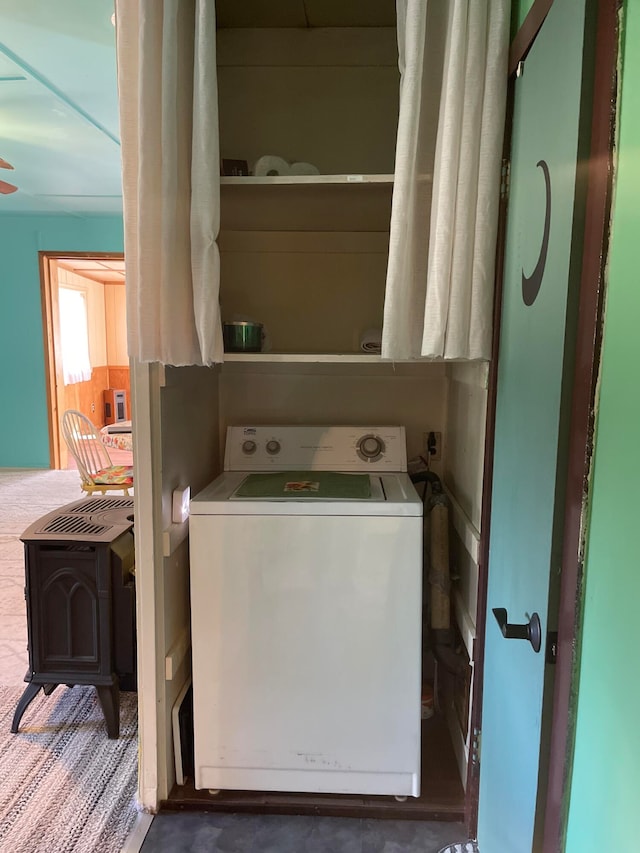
xmin=11 ymin=682 xmax=43 ymax=733
xmin=96 ymin=682 xmax=120 ymax=739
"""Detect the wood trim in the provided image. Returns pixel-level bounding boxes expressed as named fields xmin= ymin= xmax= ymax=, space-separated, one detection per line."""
xmin=39 ymin=255 xmax=68 ymax=469
xmin=39 ymin=254 xmax=58 ymax=469
xmin=542 ymin=1 xmax=619 ymax=849
xmin=132 ymin=360 xmax=169 ymax=810
xmin=39 ymin=251 xmax=126 ymax=469
xmin=509 ymin=0 xmax=554 ymax=76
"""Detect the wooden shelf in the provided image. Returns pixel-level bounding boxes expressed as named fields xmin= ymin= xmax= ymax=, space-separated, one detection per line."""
xmin=223 ymin=352 xmax=382 ymax=363
xmin=220 ymin=174 xmax=395 ymax=186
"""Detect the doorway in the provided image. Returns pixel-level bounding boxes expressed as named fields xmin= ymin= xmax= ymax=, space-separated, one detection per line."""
xmin=40 ymin=252 xmax=130 ymax=470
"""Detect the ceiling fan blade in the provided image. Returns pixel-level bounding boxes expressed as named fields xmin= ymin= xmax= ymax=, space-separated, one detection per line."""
xmin=0 ymin=158 xmax=15 ymax=170
xmin=0 ymin=180 xmax=18 ymax=194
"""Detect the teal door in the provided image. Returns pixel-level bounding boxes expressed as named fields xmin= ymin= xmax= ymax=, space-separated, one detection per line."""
xmin=478 ymin=1 xmax=589 ymax=850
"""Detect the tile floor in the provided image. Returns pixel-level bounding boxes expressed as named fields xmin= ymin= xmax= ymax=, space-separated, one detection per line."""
xmin=140 ymin=812 xmax=468 ymax=853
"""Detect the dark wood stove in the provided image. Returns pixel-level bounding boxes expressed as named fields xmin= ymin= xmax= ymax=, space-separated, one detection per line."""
xmin=12 ymin=496 xmax=136 ymax=738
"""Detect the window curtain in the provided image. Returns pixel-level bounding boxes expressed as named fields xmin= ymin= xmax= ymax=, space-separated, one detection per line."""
xmin=382 ymin=0 xmax=509 ymax=361
xmin=115 ymin=0 xmax=223 ymax=365
xmin=59 ymin=288 xmax=92 ymax=385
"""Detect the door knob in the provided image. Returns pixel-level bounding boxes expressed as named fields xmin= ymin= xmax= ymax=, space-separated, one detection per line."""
xmin=492 ymin=608 xmax=542 ymax=653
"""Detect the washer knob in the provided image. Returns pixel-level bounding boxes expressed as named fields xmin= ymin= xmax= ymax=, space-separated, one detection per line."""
xmin=358 ymin=434 xmax=385 ymax=460
xmin=266 ymin=439 xmax=281 ymax=455
xmin=242 ymin=440 xmax=257 ymax=455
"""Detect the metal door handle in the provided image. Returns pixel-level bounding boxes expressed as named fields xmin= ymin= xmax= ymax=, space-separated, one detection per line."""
xmin=492 ymin=608 xmax=542 ymax=653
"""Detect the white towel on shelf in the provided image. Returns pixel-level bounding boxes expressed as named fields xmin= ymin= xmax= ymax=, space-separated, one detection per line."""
xmin=290 ymin=161 xmax=320 ymax=176
xmin=360 ymin=329 xmax=382 ymax=354
xmin=253 ymin=155 xmax=291 ymax=177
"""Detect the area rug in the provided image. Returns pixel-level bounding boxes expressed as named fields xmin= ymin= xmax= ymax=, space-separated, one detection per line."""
xmin=0 ymin=684 xmax=139 ymax=853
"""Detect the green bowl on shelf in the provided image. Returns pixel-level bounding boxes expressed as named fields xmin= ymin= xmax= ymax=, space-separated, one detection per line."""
xmin=222 ymin=321 xmax=264 ymax=353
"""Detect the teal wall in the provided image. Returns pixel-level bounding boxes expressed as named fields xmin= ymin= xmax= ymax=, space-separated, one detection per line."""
xmin=564 ymin=3 xmax=640 ymax=850
xmin=0 ymin=215 xmax=123 ymax=468
xmin=511 ymin=0 xmax=535 ymax=35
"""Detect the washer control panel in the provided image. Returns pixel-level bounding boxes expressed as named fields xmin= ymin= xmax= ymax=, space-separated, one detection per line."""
xmin=225 ymin=426 xmax=407 ymax=472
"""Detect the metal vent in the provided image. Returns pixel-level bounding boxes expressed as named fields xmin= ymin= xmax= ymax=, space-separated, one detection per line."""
xmin=68 ymin=497 xmax=133 ymax=513
xmin=39 ymin=515 xmax=110 ymax=537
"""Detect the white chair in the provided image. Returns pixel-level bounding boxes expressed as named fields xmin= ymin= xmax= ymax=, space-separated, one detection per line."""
xmin=61 ymin=409 xmax=133 ymax=496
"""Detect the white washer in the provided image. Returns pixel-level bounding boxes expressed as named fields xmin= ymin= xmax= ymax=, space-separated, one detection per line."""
xmin=189 ymin=425 xmax=423 ymax=797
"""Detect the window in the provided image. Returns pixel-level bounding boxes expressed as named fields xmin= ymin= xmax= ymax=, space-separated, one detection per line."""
xmin=59 ymin=287 xmax=92 ymax=385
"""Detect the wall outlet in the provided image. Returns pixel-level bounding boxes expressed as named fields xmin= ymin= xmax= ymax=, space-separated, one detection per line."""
xmin=423 ymin=431 xmax=442 ymax=462
xmin=172 ymin=486 xmax=191 ymax=524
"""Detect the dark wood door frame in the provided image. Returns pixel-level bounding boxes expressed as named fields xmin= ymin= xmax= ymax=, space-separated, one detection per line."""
xmin=466 ymin=0 xmax=618 ymax=846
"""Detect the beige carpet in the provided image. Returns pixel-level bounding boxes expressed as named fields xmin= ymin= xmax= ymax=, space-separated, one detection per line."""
xmin=0 ymin=685 xmax=138 ymax=853
xmin=0 ymin=469 xmax=139 ymax=851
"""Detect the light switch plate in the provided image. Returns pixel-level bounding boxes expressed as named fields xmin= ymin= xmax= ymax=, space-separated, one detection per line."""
xmin=172 ymin=486 xmax=191 ymax=524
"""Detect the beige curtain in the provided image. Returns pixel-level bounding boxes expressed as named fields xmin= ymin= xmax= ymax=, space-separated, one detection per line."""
xmin=383 ymin=0 xmax=509 ymax=361
xmin=115 ymin=0 xmax=223 ymax=365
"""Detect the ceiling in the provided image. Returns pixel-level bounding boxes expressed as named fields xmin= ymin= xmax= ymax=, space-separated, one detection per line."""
xmin=0 ymin=0 xmax=395 ymax=217
xmin=57 ymin=257 xmax=125 ymax=284
xmin=0 ymin=0 xmax=121 ymax=215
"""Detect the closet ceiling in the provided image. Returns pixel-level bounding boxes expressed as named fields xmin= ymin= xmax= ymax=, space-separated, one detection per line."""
xmin=0 ymin=0 xmax=396 ymax=215
xmin=216 ymin=0 xmax=396 ymax=28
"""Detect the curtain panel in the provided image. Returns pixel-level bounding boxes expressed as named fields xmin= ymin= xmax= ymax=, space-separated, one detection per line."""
xmin=115 ymin=0 xmax=223 ymax=365
xmin=383 ymin=0 xmax=509 ymax=361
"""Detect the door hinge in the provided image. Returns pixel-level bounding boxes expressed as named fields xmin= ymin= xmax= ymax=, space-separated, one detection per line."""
xmin=471 ymin=726 xmax=482 ymax=772
xmin=500 ymin=159 xmax=511 ymax=201
xmin=546 ymin=631 xmax=559 ymax=665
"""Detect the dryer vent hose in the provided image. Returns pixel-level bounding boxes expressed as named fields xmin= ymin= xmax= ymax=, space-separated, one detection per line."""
xmin=429 ymin=496 xmax=450 ymax=632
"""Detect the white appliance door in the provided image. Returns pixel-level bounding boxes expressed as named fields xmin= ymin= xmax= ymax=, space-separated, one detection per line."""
xmin=190 ymin=513 xmax=422 ymax=795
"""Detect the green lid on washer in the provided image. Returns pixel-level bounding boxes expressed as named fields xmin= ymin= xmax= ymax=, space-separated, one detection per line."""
xmin=234 ymin=471 xmax=372 ymax=500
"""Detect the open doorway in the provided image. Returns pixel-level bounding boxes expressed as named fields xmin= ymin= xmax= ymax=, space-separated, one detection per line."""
xmin=40 ymin=252 xmax=130 ymax=471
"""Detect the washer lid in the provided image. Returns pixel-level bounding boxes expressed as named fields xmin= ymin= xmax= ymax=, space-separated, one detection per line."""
xmin=190 ymin=472 xmax=423 ymax=517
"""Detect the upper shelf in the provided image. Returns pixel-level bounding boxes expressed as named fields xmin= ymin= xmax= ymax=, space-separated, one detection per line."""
xmin=219 ymin=174 xmax=404 ymax=232
xmin=220 ymin=174 xmax=395 ymax=186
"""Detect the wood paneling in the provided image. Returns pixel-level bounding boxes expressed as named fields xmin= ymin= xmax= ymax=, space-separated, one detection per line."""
xmin=105 ymin=284 xmax=128 ymax=365
xmin=63 ymin=366 xmax=109 ymax=427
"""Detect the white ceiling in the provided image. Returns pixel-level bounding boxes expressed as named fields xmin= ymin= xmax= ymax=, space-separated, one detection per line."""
xmin=58 ymin=257 xmax=125 ymax=284
xmin=0 ymin=0 xmax=395 ymax=216
xmin=0 ymin=0 xmax=121 ymax=215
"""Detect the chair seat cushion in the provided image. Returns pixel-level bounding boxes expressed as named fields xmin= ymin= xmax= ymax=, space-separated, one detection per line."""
xmin=94 ymin=465 xmax=134 ymax=486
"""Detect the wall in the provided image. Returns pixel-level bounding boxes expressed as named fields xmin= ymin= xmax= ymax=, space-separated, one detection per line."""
xmin=219 ymin=362 xmax=446 ymax=467
xmin=0 ymin=214 xmax=123 ymax=468
xmin=105 ymin=283 xmax=128 ymax=365
xmin=512 ymin=0 xmax=535 ymax=35
xmin=564 ymin=3 xmax=640 ymax=849
xmin=441 ymin=361 xmax=489 ymax=784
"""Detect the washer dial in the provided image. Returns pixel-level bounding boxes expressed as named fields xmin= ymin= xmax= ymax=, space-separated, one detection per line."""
xmin=242 ymin=440 xmax=257 ymax=455
xmin=266 ymin=439 xmax=281 ymax=455
xmin=357 ymin=434 xmax=385 ymax=462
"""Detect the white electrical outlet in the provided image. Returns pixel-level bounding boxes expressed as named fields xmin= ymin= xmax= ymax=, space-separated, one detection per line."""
xmin=172 ymin=486 xmax=191 ymax=524
xmin=423 ymin=431 xmax=442 ymax=462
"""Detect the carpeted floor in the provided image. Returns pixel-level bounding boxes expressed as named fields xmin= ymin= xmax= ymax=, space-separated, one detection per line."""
xmin=0 ymin=469 xmax=139 ymax=852
xmin=0 ymin=685 xmax=138 ymax=853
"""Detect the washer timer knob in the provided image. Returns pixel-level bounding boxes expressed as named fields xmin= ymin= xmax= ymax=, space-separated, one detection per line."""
xmin=242 ymin=440 xmax=257 ymax=455
xmin=266 ymin=439 xmax=281 ymax=455
xmin=357 ymin=434 xmax=385 ymax=461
